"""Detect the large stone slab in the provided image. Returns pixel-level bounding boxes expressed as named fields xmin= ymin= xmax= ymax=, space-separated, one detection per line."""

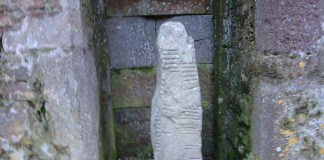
xmin=252 ymin=79 xmax=324 ymax=160
xmin=107 ymin=15 xmax=214 ymax=69
xmin=111 ymin=65 xmax=214 ymax=158
xmin=151 ymin=22 xmax=202 ymax=160
xmin=111 ymin=65 xmax=213 ymax=109
xmin=253 ymin=1 xmax=324 ymax=159
xmin=2 ymin=0 xmax=85 ymax=52
xmin=114 ymin=108 xmax=153 ymax=159
xmin=0 ymin=0 xmax=62 ymax=34
xmin=111 ymin=68 xmax=156 ymax=109
xmin=107 ymin=17 xmax=157 ymax=69
xmin=255 ymin=0 xmax=323 ymax=53
xmin=105 ymin=0 xmax=211 ymax=16
xmin=0 ymin=48 xmax=100 ymax=160
xmin=37 ymin=48 xmax=100 ymax=160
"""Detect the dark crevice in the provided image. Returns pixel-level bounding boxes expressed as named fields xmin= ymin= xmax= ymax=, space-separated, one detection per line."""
xmin=154 ymin=19 xmax=157 ymax=34
xmin=0 ymin=36 xmax=3 ymax=52
xmin=194 ymin=36 xmax=213 ymax=42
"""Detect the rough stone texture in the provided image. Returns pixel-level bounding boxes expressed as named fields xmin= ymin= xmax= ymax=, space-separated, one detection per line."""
xmin=255 ymin=0 xmax=323 ymax=53
xmin=111 ymin=65 xmax=214 ymax=158
xmin=2 ymin=0 xmax=86 ymax=52
xmin=253 ymin=79 xmax=324 ymax=160
xmin=111 ymin=68 xmax=156 ymax=109
xmin=0 ymin=0 xmax=62 ymax=34
xmin=107 ymin=15 xmax=213 ymax=69
xmin=156 ymin=16 xmax=214 ymax=64
xmin=114 ymin=108 xmax=153 ymax=159
xmin=105 ymin=0 xmax=211 ymax=16
xmin=198 ymin=65 xmax=214 ymax=158
xmin=38 ymin=48 xmax=100 ymax=160
xmin=107 ymin=17 xmax=157 ymax=69
xmin=253 ymin=0 xmax=324 ymax=159
xmin=0 ymin=0 xmax=100 ymax=160
xmin=111 ymin=65 xmax=213 ymax=109
xmin=151 ymin=22 xmax=202 ymax=160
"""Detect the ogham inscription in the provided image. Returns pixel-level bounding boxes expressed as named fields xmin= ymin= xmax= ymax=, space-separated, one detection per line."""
xmin=151 ymin=22 xmax=202 ymax=160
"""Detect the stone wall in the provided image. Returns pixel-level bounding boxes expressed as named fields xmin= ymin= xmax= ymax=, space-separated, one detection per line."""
xmin=1 ymin=0 xmax=323 ymax=160
xmin=253 ymin=0 xmax=324 ymax=159
xmin=0 ymin=0 xmax=100 ymax=159
xmin=103 ymin=1 xmax=215 ymax=159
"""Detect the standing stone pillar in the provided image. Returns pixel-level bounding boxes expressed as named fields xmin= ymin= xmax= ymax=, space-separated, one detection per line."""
xmin=151 ymin=22 xmax=203 ymax=160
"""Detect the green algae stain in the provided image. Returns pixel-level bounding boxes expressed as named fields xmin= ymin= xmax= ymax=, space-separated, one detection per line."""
xmin=213 ymin=0 xmax=255 ymax=159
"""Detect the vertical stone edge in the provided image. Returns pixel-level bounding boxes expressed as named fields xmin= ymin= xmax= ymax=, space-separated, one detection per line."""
xmin=0 ymin=0 xmax=101 ymax=159
xmin=88 ymin=0 xmax=117 ymax=159
xmin=213 ymin=0 xmax=256 ymax=159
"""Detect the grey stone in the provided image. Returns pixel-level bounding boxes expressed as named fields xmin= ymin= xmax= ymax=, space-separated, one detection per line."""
xmin=252 ymin=79 xmax=324 ymax=160
xmin=151 ymin=22 xmax=202 ymax=160
xmin=107 ymin=15 xmax=214 ymax=69
xmin=255 ymin=0 xmax=323 ymax=53
xmin=156 ymin=15 xmax=214 ymax=63
xmin=107 ymin=17 xmax=157 ymax=69
xmin=37 ymin=48 xmax=100 ymax=160
xmin=0 ymin=0 xmax=62 ymax=34
xmin=114 ymin=108 xmax=152 ymax=158
xmin=106 ymin=0 xmax=212 ymax=16
xmin=2 ymin=0 xmax=85 ymax=52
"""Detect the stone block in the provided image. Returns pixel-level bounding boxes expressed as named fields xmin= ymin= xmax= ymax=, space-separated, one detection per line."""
xmin=2 ymin=13 xmax=71 ymax=52
xmin=111 ymin=65 xmax=213 ymax=109
xmin=252 ymin=79 xmax=324 ymax=160
xmin=255 ymin=0 xmax=323 ymax=53
xmin=107 ymin=17 xmax=157 ymax=69
xmin=37 ymin=47 xmax=99 ymax=160
xmin=156 ymin=15 xmax=214 ymax=63
xmin=0 ymin=0 xmax=62 ymax=34
xmin=151 ymin=22 xmax=202 ymax=160
xmin=114 ymin=108 xmax=153 ymax=158
xmin=107 ymin=15 xmax=214 ymax=68
xmin=111 ymin=67 xmax=156 ymax=109
xmin=2 ymin=0 xmax=85 ymax=52
xmin=106 ymin=0 xmax=211 ymax=16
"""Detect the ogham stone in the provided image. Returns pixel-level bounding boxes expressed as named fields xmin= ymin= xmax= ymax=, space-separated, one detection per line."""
xmin=151 ymin=22 xmax=203 ymax=160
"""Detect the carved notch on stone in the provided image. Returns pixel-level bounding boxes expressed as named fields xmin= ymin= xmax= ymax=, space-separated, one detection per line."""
xmin=151 ymin=22 xmax=202 ymax=160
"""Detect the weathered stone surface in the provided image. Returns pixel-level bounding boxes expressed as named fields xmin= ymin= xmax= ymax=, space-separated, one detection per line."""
xmin=252 ymin=79 xmax=324 ymax=160
xmin=151 ymin=22 xmax=202 ymax=160
xmin=255 ymin=0 xmax=323 ymax=53
xmin=37 ymin=48 xmax=100 ymax=160
xmin=0 ymin=48 xmax=100 ymax=160
xmin=198 ymin=65 xmax=214 ymax=157
xmin=114 ymin=108 xmax=153 ymax=159
xmin=107 ymin=16 xmax=214 ymax=69
xmin=1 ymin=0 xmax=100 ymax=159
xmin=111 ymin=65 xmax=214 ymax=158
xmin=0 ymin=0 xmax=62 ymax=34
xmin=253 ymin=1 xmax=324 ymax=159
xmin=106 ymin=0 xmax=211 ymax=16
xmin=111 ymin=65 xmax=213 ymax=109
xmin=2 ymin=0 xmax=85 ymax=52
xmin=111 ymin=68 xmax=156 ymax=109
xmin=107 ymin=17 xmax=157 ymax=69
xmin=156 ymin=15 xmax=214 ymax=63
xmin=111 ymin=65 xmax=213 ymax=158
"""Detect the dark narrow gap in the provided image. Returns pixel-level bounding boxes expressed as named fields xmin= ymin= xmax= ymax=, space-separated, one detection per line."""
xmin=213 ymin=0 xmax=255 ymax=159
xmin=90 ymin=1 xmax=117 ymax=159
xmin=0 ymin=36 xmax=3 ymax=53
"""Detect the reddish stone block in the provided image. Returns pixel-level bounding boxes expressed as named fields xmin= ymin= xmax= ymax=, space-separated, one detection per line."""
xmin=106 ymin=0 xmax=212 ymax=16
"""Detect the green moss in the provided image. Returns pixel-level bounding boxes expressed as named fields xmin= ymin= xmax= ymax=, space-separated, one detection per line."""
xmin=213 ymin=0 xmax=254 ymax=159
xmin=115 ymin=123 xmax=153 ymax=159
xmin=202 ymin=100 xmax=212 ymax=110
